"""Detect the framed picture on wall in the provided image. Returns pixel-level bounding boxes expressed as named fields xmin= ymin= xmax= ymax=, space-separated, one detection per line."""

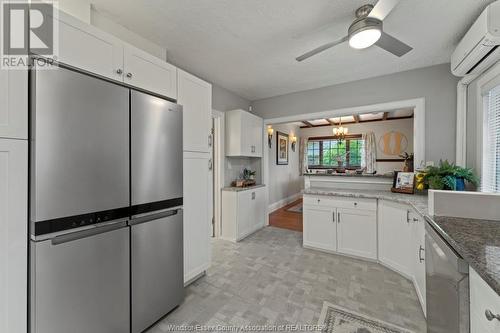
xmin=276 ymin=131 xmax=289 ymax=165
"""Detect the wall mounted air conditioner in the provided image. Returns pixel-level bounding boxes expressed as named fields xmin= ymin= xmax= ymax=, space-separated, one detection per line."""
xmin=451 ymin=0 xmax=500 ymax=77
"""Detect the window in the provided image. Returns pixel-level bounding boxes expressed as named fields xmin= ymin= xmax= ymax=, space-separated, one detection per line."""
xmin=307 ymin=136 xmax=365 ymax=169
xmin=483 ymin=83 xmax=500 ymax=192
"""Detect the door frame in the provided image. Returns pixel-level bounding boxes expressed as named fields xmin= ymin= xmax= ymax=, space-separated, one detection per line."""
xmin=262 ymin=98 xmax=426 ymax=226
xmin=212 ymin=109 xmax=224 ymax=238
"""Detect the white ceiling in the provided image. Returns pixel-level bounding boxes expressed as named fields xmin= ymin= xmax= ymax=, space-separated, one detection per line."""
xmin=89 ymin=0 xmax=493 ymax=100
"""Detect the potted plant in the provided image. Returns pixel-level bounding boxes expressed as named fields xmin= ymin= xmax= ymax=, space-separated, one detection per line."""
xmin=424 ymin=160 xmax=478 ymax=191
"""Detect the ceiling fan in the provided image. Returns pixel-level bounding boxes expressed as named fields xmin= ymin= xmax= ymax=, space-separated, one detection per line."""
xmin=296 ymin=0 xmax=413 ymax=62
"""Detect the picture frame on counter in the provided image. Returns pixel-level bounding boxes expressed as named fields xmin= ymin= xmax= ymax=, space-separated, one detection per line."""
xmin=276 ymin=131 xmax=289 ymax=165
xmin=391 ymin=171 xmax=415 ymax=194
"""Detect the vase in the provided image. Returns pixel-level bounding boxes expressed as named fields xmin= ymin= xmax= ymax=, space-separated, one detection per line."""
xmin=455 ymin=177 xmax=465 ymax=191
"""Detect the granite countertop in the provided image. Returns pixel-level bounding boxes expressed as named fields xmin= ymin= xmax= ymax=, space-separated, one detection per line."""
xmin=304 ymin=173 xmax=394 ymax=179
xmin=222 ymin=184 xmax=266 ymax=192
xmin=303 ymin=187 xmax=500 ymax=295
xmin=425 ymin=216 xmax=500 ymax=295
xmin=302 ymin=187 xmax=428 ymax=216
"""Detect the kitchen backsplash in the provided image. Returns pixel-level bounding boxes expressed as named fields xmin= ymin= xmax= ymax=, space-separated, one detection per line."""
xmin=224 ymin=157 xmax=262 ymax=187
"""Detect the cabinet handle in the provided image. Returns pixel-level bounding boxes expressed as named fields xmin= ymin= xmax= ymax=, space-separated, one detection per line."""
xmin=413 ymin=217 xmax=419 ymax=222
xmin=332 ymin=212 xmax=335 ymax=223
xmin=406 ymin=210 xmax=410 ymax=223
xmin=353 ymin=202 xmax=358 ymax=207
xmin=208 ymin=159 xmax=213 ymax=170
xmin=208 ymin=134 xmax=212 ymax=147
xmin=126 ymin=72 xmax=133 ymax=79
xmin=251 ymin=192 xmax=256 ymax=200
xmin=419 ymin=246 xmax=424 ymax=263
xmin=116 ymin=69 xmax=123 ymax=75
xmin=337 ymin=212 xmax=341 ymax=223
xmin=485 ymin=309 xmax=500 ymax=321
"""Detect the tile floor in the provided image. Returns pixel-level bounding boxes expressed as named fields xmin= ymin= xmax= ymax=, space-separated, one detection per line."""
xmin=148 ymin=226 xmax=426 ymax=332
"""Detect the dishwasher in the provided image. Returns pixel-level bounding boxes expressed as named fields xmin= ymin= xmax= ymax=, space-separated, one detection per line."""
xmin=425 ymin=221 xmax=470 ymax=333
xmin=30 ymin=221 xmax=130 ymax=333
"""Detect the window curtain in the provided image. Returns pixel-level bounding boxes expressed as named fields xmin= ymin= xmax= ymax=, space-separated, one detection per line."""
xmin=362 ymin=132 xmax=377 ymax=174
xmin=299 ymin=137 xmax=308 ymax=175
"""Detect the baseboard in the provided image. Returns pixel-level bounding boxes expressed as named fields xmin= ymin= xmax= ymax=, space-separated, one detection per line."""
xmin=184 ymin=263 xmax=210 ymax=286
xmin=268 ymin=192 xmax=302 ymax=213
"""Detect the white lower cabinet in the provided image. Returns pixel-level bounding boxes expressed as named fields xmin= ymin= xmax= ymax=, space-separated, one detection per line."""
xmin=378 ymin=200 xmax=413 ymax=277
xmin=0 ymin=139 xmax=28 ymax=333
xmin=183 ymin=152 xmax=212 ymax=283
xmin=470 ymin=268 xmax=500 ymax=333
xmin=337 ymin=208 xmax=377 ymax=260
xmin=410 ymin=210 xmax=426 ymax=314
xmin=303 ymin=206 xmax=336 ymax=252
xmin=221 ymin=186 xmax=266 ymax=242
xmin=303 ymin=195 xmax=377 ymax=259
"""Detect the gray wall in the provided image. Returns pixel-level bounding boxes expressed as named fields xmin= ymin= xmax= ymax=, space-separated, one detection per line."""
xmin=268 ymin=123 xmax=303 ymax=207
xmin=212 ymin=85 xmax=251 ymax=112
xmin=252 ymin=64 xmax=460 ymax=164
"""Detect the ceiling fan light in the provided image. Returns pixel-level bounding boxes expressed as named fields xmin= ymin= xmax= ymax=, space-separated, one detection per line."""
xmin=349 ymin=28 xmax=381 ymax=49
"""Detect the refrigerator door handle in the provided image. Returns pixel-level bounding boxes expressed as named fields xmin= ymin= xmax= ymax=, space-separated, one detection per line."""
xmin=129 ymin=209 xmax=180 ymax=226
xmin=51 ymin=220 xmax=127 ymax=245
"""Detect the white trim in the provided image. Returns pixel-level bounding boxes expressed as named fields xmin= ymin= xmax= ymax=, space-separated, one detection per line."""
xmin=474 ymin=61 xmax=500 ymax=177
xmin=263 ymin=98 xmax=426 ymax=214
xmin=212 ymin=109 xmax=224 ymax=238
xmin=268 ymin=192 xmax=302 ymax=213
xmin=456 ymin=74 xmax=480 ymax=167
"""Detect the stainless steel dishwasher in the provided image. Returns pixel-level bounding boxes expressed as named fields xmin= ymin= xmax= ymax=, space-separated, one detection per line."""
xmin=426 ymin=222 xmax=470 ymax=333
xmin=30 ymin=221 xmax=130 ymax=333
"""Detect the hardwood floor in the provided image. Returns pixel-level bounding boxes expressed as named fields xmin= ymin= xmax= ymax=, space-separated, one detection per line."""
xmin=269 ymin=198 xmax=303 ymax=232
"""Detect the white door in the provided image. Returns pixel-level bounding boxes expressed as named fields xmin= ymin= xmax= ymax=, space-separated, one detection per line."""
xmin=183 ymin=152 xmax=211 ymax=283
xmin=303 ymin=206 xmax=336 ymax=251
xmin=124 ymin=45 xmax=177 ymax=99
xmin=337 ymin=208 xmax=377 ymax=260
xmin=411 ymin=212 xmax=426 ymax=314
xmin=0 ymin=69 xmax=27 ymax=139
xmin=178 ymin=70 xmax=212 ymax=153
xmin=56 ymin=12 xmax=123 ymax=81
xmin=378 ymin=200 xmax=412 ymax=277
xmin=237 ymin=190 xmax=253 ymax=238
xmin=0 ymin=139 xmax=27 ymax=333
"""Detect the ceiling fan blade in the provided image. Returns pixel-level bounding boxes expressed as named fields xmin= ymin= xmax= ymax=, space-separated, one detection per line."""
xmin=368 ymin=0 xmax=400 ymax=21
xmin=375 ymin=32 xmax=412 ymax=57
xmin=296 ymin=36 xmax=348 ymax=62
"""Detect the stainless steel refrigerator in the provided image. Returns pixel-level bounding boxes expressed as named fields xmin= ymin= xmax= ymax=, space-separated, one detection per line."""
xmin=129 ymin=91 xmax=184 ymax=333
xmin=30 ymin=63 xmax=184 ymax=333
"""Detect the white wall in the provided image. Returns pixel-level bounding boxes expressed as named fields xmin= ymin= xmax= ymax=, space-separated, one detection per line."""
xmin=252 ymin=64 xmax=459 ymax=164
xmin=213 ymin=85 xmax=251 ymax=112
xmin=268 ymin=123 xmax=303 ymax=210
xmin=224 ymin=157 xmax=262 ymax=187
xmin=300 ymin=118 xmax=414 ymax=174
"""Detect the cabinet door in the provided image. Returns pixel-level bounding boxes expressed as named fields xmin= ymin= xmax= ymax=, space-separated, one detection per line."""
xmin=183 ymin=152 xmax=211 ymax=283
xmin=378 ymin=200 xmax=412 ymax=277
xmin=56 ymin=12 xmax=124 ymax=81
xmin=470 ymin=268 xmax=500 ymax=333
xmin=337 ymin=208 xmax=377 ymax=260
xmin=178 ymin=70 xmax=212 ymax=153
xmin=0 ymin=70 xmax=27 ymax=139
xmin=237 ymin=190 xmax=253 ymax=238
xmin=0 ymin=139 xmax=27 ymax=333
xmin=253 ymin=188 xmax=266 ymax=228
xmin=124 ymin=45 xmax=177 ymax=99
xmin=250 ymin=116 xmax=263 ymax=157
xmin=411 ymin=212 xmax=426 ymax=314
xmin=303 ymin=206 xmax=336 ymax=251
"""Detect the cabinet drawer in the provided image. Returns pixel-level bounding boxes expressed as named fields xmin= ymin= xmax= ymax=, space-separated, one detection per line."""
xmin=303 ymin=195 xmax=376 ymax=211
xmin=470 ymin=268 xmax=500 ymax=333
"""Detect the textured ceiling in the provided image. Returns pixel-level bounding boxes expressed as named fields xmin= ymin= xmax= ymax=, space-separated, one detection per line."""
xmin=89 ymin=0 xmax=493 ymax=100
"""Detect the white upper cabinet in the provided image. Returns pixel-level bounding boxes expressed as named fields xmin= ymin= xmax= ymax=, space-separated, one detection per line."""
xmin=0 ymin=69 xmax=27 ymax=139
xmin=177 ymin=69 xmax=212 ymax=153
xmin=225 ymin=110 xmax=263 ymax=157
xmin=0 ymin=139 xmax=28 ymax=333
xmin=123 ymin=45 xmax=177 ymax=99
xmin=39 ymin=11 xmax=178 ymax=99
xmin=56 ymin=11 xmax=124 ymax=81
xmin=378 ymin=200 xmax=413 ymax=278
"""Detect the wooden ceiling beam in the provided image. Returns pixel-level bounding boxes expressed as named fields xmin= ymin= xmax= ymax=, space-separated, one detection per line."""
xmin=325 ymin=119 xmax=335 ymax=125
xmin=300 ymin=115 xmax=413 ymax=128
xmin=382 ymin=112 xmax=389 ymax=120
xmin=353 ymin=115 xmax=360 ymax=123
xmin=302 ymin=121 xmax=313 ymax=127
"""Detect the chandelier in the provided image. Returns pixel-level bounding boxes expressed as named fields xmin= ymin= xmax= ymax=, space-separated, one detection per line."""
xmin=332 ymin=116 xmax=348 ymax=141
